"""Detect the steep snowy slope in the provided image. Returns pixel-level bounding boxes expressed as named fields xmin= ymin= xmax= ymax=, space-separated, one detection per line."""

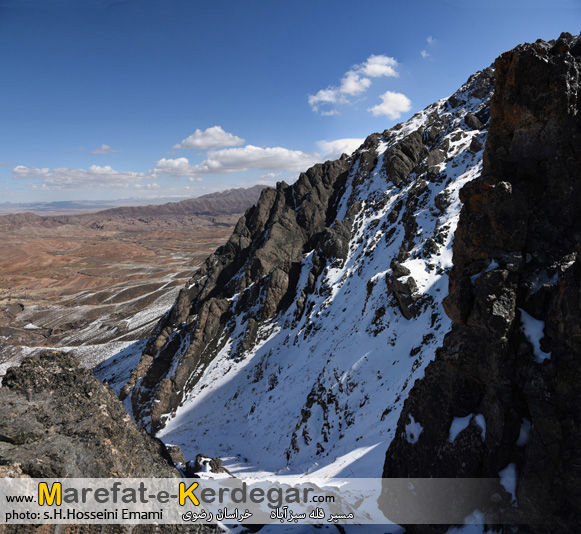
xmin=115 ymin=66 xmax=494 ymax=477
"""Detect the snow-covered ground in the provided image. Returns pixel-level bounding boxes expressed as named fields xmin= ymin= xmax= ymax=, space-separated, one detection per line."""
xmin=0 ymin=280 xmax=181 ymax=377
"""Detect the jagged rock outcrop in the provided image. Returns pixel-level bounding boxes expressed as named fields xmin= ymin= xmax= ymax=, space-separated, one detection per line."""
xmin=123 ymin=157 xmax=353 ymax=432
xmin=0 ymin=351 xmax=217 ymax=534
xmin=382 ymin=33 xmax=581 ymax=532
xmin=0 ymin=351 xmax=179 ymax=478
xmin=184 ymin=453 xmax=233 ymax=478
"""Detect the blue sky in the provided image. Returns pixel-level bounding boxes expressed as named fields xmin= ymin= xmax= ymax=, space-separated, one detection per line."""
xmin=1 ymin=0 xmax=579 ymax=203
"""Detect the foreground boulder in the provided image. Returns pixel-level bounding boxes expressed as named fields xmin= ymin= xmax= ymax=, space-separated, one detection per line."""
xmin=0 ymin=351 xmax=179 ymax=478
xmin=0 ymin=351 xmax=217 ymax=533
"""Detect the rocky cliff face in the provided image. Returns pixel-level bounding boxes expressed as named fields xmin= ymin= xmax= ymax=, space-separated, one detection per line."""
xmin=382 ymin=33 xmax=581 ymax=532
xmin=115 ymin=61 xmax=494 ymax=479
xmin=123 ymin=155 xmax=353 ymax=432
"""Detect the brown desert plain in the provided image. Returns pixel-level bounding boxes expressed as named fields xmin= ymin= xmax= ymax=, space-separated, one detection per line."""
xmin=0 ymin=185 xmax=264 ymax=372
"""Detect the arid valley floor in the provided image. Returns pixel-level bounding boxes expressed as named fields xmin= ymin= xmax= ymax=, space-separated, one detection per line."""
xmin=0 ymin=186 xmax=263 ymax=370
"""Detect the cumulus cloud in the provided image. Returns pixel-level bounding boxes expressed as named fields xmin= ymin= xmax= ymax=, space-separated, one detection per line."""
xmin=427 ymin=35 xmax=436 ymax=45
xmin=13 ymin=165 xmax=50 ymax=177
xmin=308 ymin=89 xmax=340 ymax=110
xmin=340 ymin=71 xmax=372 ymax=96
xmin=156 ymin=146 xmax=319 ymax=177
xmin=196 ymin=146 xmax=318 ymax=174
xmin=308 ymin=54 xmax=399 ymax=113
xmin=368 ymin=91 xmax=412 ymax=119
xmin=174 ymin=126 xmax=245 ymax=150
xmin=360 ymin=55 xmax=398 ymax=77
xmin=13 ymin=164 xmax=150 ymax=190
xmin=93 ymin=144 xmax=120 ymax=154
xmin=421 ymin=50 xmax=430 ymax=59
xmin=316 ymin=138 xmax=364 ymax=159
xmin=154 ymin=157 xmax=197 ymax=177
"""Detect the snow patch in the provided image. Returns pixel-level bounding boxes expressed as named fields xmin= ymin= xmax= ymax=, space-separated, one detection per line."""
xmin=469 ymin=259 xmax=499 ymax=284
xmin=516 ymin=418 xmax=531 ymax=447
xmin=499 ymin=462 xmax=518 ymax=505
xmin=449 ymin=414 xmax=472 ymax=443
xmin=445 ymin=509 xmax=500 ymax=533
xmin=518 ymin=309 xmax=551 ymax=363
xmin=405 ymin=415 xmax=423 ymax=444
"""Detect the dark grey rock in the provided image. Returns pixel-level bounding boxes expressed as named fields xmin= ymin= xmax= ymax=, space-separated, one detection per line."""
xmin=383 ymin=129 xmax=427 ymax=186
xmin=185 ymin=453 xmax=232 ymax=478
xmin=382 ymin=36 xmax=581 ymax=533
xmin=469 ymin=135 xmax=483 ymax=152
xmin=391 ymin=261 xmax=411 ymax=278
xmin=464 ymin=112 xmax=483 ymax=130
xmin=0 ymin=351 xmax=179 ymax=478
xmin=165 ymin=444 xmax=187 ymax=465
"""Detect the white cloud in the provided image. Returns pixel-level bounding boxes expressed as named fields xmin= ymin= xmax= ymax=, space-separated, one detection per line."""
xmin=340 ymin=71 xmax=371 ymax=96
xmin=13 ymin=165 xmax=50 ymax=177
xmin=260 ymin=172 xmax=282 ymax=179
xmin=93 ymin=144 xmax=120 ymax=154
xmin=197 ymin=146 xmax=319 ymax=174
xmin=308 ymin=89 xmax=342 ymax=111
xmin=134 ymin=182 xmax=160 ymax=190
xmin=360 ymin=54 xmax=399 ymax=78
xmin=316 ymin=138 xmax=364 ymax=159
xmin=156 ymin=146 xmax=319 ymax=177
xmin=422 ymin=36 xmax=436 ymax=58
xmin=155 ymin=157 xmax=197 ymax=177
xmin=368 ymin=91 xmax=412 ymax=120
xmin=308 ymin=54 xmax=399 ymax=113
xmin=174 ymin=126 xmax=245 ymax=150
xmin=13 ymin=164 xmax=150 ymax=190
xmin=320 ymin=109 xmax=339 ymax=117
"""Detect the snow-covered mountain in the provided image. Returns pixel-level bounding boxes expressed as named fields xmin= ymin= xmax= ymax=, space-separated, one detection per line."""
xmin=108 ymin=64 xmax=494 ymax=479
xmin=95 ymin=35 xmax=581 ymax=532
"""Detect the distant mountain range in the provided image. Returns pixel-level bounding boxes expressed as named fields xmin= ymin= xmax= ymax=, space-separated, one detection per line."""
xmin=0 ymin=185 xmax=265 ymax=231
xmin=0 ymin=197 xmax=189 ymax=216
